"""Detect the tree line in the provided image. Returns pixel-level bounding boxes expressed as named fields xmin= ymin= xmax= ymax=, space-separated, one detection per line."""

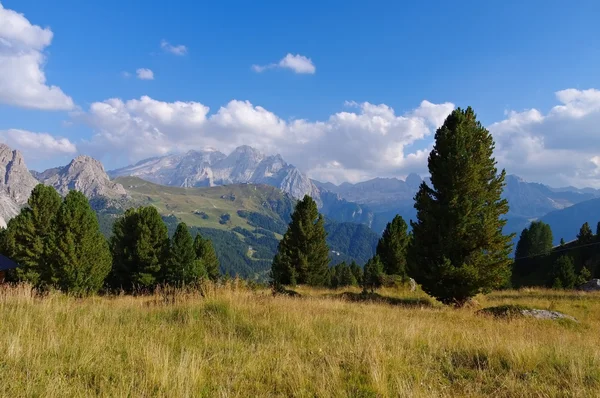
xmin=0 ymin=186 xmax=220 ymax=295
xmin=512 ymin=220 xmax=599 ymax=289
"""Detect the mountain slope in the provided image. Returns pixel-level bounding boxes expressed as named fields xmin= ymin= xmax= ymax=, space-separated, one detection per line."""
xmin=0 ymin=144 xmax=39 ymax=227
xmin=110 ymin=177 xmax=379 ymax=278
xmin=539 ymin=197 xmax=600 ymax=245
xmin=110 ymin=146 xmax=321 ymax=201
xmin=37 ymin=156 xmax=128 ymax=199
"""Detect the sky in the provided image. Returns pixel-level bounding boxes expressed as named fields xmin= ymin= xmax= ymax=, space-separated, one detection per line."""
xmin=1 ymin=0 xmax=600 ymax=187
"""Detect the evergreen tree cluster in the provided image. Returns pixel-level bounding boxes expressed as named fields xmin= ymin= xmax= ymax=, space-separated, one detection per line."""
xmin=512 ymin=220 xmax=600 ymax=289
xmin=0 ymin=186 xmax=220 ymax=294
xmin=272 ymin=107 xmax=519 ymax=307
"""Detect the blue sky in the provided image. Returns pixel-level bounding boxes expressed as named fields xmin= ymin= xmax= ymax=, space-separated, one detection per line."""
xmin=1 ymin=0 xmax=600 ymax=186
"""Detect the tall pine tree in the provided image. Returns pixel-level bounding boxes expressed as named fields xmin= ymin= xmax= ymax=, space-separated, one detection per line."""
xmin=2 ymin=184 xmax=62 ymax=285
xmin=271 ymin=195 xmax=329 ymax=286
xmin=193 ymin=233 xmax=220 ymax=281
xmin=109 ymin=206 xmax=170 ymax=291
xmin=376 ymin=215 xmax=409 ymax=278
xmin=49 ymin=190 xmax=112 ymax=295
xmin=164 ymin=222 xmax=204 ymax=286
xmin=512 ymin=221 xmax=553 ymax=287
xmin=408 ymin=107 xmax=513 ymax=306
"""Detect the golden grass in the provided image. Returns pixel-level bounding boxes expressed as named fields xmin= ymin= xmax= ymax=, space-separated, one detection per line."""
xmin=0 ymin=282 xmax=599 ymax=397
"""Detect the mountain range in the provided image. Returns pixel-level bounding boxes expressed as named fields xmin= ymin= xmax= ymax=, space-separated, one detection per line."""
xmin=0 ymin=142 xmax=599 ymax=261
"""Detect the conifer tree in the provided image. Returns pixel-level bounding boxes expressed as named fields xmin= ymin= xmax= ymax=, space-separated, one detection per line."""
xmin=596 ymin=222 xmax=600 ymax=237
xmin=2 ymin=184 xmax=62 ymax=285
xmin=109 ymin=206 xmax=170 ymax=291
xmin=408 ymin=107 xmax=513 ymax=306
xmin=376 ymin=215 xmax=409 ymax=278
xmin=577 ymin=266 xmax=591 ymax=286
xmin=349 ymin=260 xmax=363 ymax=286
xmin=193 ymin=233 xmax=220 ymax=281
xmin=271 ymin=195 xmax=329 ymax=286
xmin=550 ymin=255 xmax=576 ymax=289
xmin=164 ymin=222 xmax=204 ymax=286
xmin=577 ymin=222 xmax=594 ymax=244
xmin=560 ymin=238 xmax=565 ymax=246
xmin=49 ymin=190 xmax=111 ymax=295
xmin=363 ymin=255 xmax=383 ymax=293
xmin=512 ymin=221 xmax=553 ymax=286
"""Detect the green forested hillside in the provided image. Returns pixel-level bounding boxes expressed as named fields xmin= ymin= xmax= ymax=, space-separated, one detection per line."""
xmin=98 ymin=177 xmax=379 ymax=279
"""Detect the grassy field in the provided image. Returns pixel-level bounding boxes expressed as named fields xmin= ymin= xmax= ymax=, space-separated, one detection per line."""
xmin=1 ymin=283 xmax=599 ymax=397
xmin=115 ymin=176 xmax=291 ymax=230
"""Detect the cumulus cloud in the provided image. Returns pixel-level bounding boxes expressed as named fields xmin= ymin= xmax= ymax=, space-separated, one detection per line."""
xmin=0 ymin=3 xmax=74 ymax=110
xmin=160 ymin=39 xmax=187 ymax=56
xmin=136 ymin=68 xmax=154 ymax=80
xmin=81 ymin=95 xmax=453 ymax=182
xmin=252 ymin=53 xmax=316 ymax=74
xmin=490 ymin=88 xmax=600 ymax=187
xmin=0 ymin=129 xmax=77 ymax=159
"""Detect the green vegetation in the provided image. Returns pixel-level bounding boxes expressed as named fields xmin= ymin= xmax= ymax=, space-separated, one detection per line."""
xmin=50 ymin=191 xmax=112 ymax=295
xmin=363 ymin=255 xmax=384 ymax=293
xmin=193 ymin=233 xmax=220 ymax=281
xmin=163 ymin=222 xmax=206 ymax=286
xmin=1 ymin=185 xmax=62 ymax=286
xmin=272 ymin=195 xmax=330 ymax=286
xmin=409 ymin=107 xmax=513 ymax=306
xmin=109 ymin=206 xmax=170 ymax=291
xmin=376 ymin=215 xmax=409 ymax=278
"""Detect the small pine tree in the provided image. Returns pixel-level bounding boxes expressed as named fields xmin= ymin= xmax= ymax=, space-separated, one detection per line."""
xmin=329 ymin=262 xmax=356 ymax=288
xmin=49 ymin=191 xmax=112 ymax=295
xmin=408 ymin=107 xmax=513 ymax=306
xmin=271 ymin=195 xmax=329 ymax=286
xmin=193 ymin=233 xmax=220 ymax=281
xmin=549 ymin=255 xmax=576 ymax=289
xmin=349 ymin=261 xmax=363 ymax=286
xmin=109 ymin=206 xmax=170 ymax=291
xmin=576 ymin=266 xmax=592 ymax=286
xmin=560 ymin=238 xmax=565 ymax=246
xmin=596 ymin=222 xmax=600 ymax=237
xmin=1 ymin=184 xmax=62 ymax=286
xmin=363 ymin=256 xmax=383 ymax=293
xmin=376 ymin=215 xmax=409 ymax=278
xmin=577 ymin=222 xmax=593 ymax=244
xmin=164 ymin=223 xmax=204 ymax=286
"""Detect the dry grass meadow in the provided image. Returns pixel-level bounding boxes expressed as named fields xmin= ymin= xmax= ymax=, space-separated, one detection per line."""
xmin=0 ymin=281 xmax=599 ymax=397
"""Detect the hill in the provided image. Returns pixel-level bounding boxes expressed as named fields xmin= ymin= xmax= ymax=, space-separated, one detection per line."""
xmin=108 ymin=177 xmax=379 ymax=279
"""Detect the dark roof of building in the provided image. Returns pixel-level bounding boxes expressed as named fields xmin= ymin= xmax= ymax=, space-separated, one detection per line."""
xmin=0 ymin=254 xmax=19 ymax=271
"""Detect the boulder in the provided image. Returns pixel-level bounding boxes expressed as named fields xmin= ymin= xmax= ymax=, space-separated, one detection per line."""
xmin=578 ymin=279 xmax=600 ymax=292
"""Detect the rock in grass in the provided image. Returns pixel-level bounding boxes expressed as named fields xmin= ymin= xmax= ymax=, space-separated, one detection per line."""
xmin=477 ymin=305 xmax=577 ymax=322
xmin=578 ymin=279 xmax=600 ymax=292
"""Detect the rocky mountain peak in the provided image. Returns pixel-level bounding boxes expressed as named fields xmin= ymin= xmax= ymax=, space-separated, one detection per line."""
xmin=41 ymin=155 xmax=128 ymax=199
xmin=405 ymin=173 xmax=423 ymax=190
xmin=0 ymin=143 xmax=38 ymax=205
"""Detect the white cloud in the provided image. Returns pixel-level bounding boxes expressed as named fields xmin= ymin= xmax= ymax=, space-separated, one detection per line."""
xmin=0 ymin=129 xmax=77 ymax=159
xmin=121 ymin=71 xmax=131 ymax=78
xmin=489 ymin=88 xmax=600 ymax=187
xmin=252 ymin=53 xmax=316 ymax=74
xmin=136 ymin=68 xmax=154 ymax=80
xmin=82 ymin=95 xmax=453 ymax=183
xmin=0 ymin=3 xmax=73 ymax=110
xmin=160 ymin=39 xmax=187 ymax=56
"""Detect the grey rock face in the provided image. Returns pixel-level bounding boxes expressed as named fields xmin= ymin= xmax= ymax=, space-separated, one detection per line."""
xmin=578 ymin=279 xmax=600 ymax=292
xmin=41 ymin=156 xmax=128 ymax=199
xmin=0 ymin=144 xmax=39 ymax=226
xmin=0 ymin=144 xmax=39 ymax=205
xmin=110 ymin=146 xmax=320 ymax=201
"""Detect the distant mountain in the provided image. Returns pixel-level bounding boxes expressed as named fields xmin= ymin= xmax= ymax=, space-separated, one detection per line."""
xmin=110 ymin=146 xmax=321 ymax=202
xmin=539 ymin=198 xmax=600 ymax=245
xmin=35 ymin=156 xmax=128 ymax=200
xmin=0 ymin=144 xmax=39 ymax=227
